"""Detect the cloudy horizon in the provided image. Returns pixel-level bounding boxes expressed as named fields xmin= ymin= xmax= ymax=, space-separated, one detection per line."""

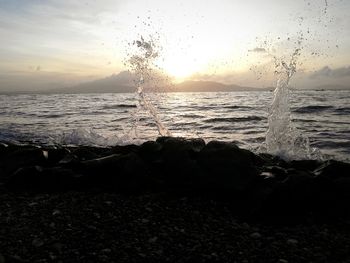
xmin=0 ymin=0 xmax=349 ymax=92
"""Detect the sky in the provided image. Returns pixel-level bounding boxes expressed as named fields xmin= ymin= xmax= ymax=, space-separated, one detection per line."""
xmin=0 ymin=0 xmax=349 ymax=91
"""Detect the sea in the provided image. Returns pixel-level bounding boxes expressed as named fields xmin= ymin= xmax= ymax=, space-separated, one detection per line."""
xmin=0 ymin=89 xmax=349 ymax=161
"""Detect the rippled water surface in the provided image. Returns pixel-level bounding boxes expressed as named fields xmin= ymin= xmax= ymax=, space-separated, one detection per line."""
xmin=0 ymin=90 xmax=349 ymax=161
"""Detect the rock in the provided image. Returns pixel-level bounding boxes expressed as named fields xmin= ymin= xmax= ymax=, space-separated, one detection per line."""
xmin=261 ymin=170 xmax=320 ymax=215
xmin=314 ymin=160 xmax=350 ymax=180
xmin=46 ymin=147 xmax=71 ymax=165
xmin=151 ymin=137 xmax=205 ymax=188
xmin=81 ymin=152 xmax=150 ymax=191
xmin=1 ymin=147 xmax=48 ymax=177
xmin=101 ymin=248 xmax=111 ymax=254
xmin=52 ymin=209 xmax=61 ymax=216
xmin=32 ymin=238 xmax=44 ymax=247
xmin=333 ymin=177 xmax=350 ymax=197
xmin=110 ymin=144 xmax=140 ymax=155
xmin=8 ymin=255 xmax=24 ymax=262
xmin=250 ymin=232 xmax=262 ymax=239
xmin=140 ymin=141 xmax=163 ymax=154
xmin=148 ymin=236 xmax=158 ymax=243
xmin=260 ymin=166 xmax=288 ymax=181
xmin=70 ymin=146 xmax=101 ymax=161
xmin=81 ymin=154 xmax=123 ymax=172
xmin=156 ymin=137 xmax=205 ymax=153
xmin=286 ymin=239 xmax=298 ymax=245
xmin=6 ymin=166 xmax=81 ymax=190
xmin=290 ymin=160 xmax=322 ymax=172
xmin=197 ymin=141 xmax=259 ymax=192
xmin=52 ymin=242 xmax=63 ymax=253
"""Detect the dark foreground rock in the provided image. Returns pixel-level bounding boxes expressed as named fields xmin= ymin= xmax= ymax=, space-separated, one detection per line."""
xmin=1 ymin=137 xmax=350 ymax=217
xmin=1 ymin=138 xmax=350 ymax=262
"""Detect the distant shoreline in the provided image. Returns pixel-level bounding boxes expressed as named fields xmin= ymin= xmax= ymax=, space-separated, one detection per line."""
xmin=2 ymin=87 xmax=350 ymax=95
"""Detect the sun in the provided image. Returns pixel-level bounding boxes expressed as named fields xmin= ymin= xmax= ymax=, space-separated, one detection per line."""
xmin=159 ymin=56 xmax=200 ymax=80
xmin=156 ymin=43 xmax=215 ymax=81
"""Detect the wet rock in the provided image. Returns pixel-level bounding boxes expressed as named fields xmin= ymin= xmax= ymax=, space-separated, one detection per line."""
xmin=81 ymin=154 xmax=123 ymax=172
xmin=70 ymin=146 xmax=101 ymax=161
xmin=314 ymin=160 xmax=350 ymax=180
xmin=32 ymin=238 xmax=44 ymax=247
xmin=156 ymin=136 xmax=205 ymax=153
xmin=286 ymin=238 xmax=298 ymax=245
xmin=1 ymin=147 xmax=48 ymax=177
xmin=289 ymin=159 xmax=322 ymax=172
xmin=250 ymin=232 xmax=262 ymax=239
xmin=333 ymin=177 xmax=350 ymax=196
xmin=154 ymin=137 xmax=205 ymax=187
xmin=81 ymin=152 xmax=149 ymax=191
xmin=198 ymin=141 xmax=258 ymax=192
xmin=262 ymin=171 xmax=320 ymax=215
xmin=58 ymin=153 xmax=80 ymax=166
xmin=139 ymin=141 xmax=163 ymax=163
xmin=261 ymin=166 xmax=288 ymax=181
xmin=6 ymin=166 xmax=81 ymax=191
xmin=110 ymin=144 xmax=140 ymax=155
xmin=46 ymin=147 xmax=71 ymax=165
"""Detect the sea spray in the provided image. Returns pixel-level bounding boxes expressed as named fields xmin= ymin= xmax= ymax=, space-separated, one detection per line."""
xmin=254 ymin=0 xmax=336 ymax=160
xmin=264 ymin=49 xmax=314 ymax=159
xmin=127 ymin=35 xmax=172 ymax=138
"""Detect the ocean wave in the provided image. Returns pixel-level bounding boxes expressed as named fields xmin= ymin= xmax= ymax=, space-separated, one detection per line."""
xmin=44 ymin=113 xmax=67 ymax=118
xmin=178 ymin=113 xmax=204 ymax=118
xmin=312 ymin=140 xmax=350 ymax=149
xmin=101 ymin=104 xmax=137 ymax=110
xmin=294 ymin=105 xmax=334 ymax=113
xmin=334 ymin=107 xmax=350 ymax=115
xmin=204 ymin=116 xmax=264 ymax=123
xmin=222 ymin=105 xmax=252 ymax=110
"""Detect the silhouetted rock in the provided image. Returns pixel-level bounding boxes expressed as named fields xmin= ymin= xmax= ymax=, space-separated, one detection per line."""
xmin=154 ymin=137 xmax=205 ymax=188
xmin=289 ymin=159 xmax=322 ymax=172
xmin=198 ymin=141 xmax=259 ymax=193
xmin=314 ymin=160 xmax=350 ymax=180
xmin=46 ymin=147 xmax=71 ymax=165
xmin=7 ymin=166 xmax=80 ymax=191
xmin=80 ymin=152 xmax=150 ymax=191
xmin=156 ymin=137 xmax=205 ymax=153
xmin=1 ymin=140 xmax=350 ymax=217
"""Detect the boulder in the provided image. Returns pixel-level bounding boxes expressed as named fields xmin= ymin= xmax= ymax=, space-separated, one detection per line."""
xmin=46 ymin=147 xmax=71 ymax=165
xmin=6 ymin=166 xmax=81 ymax=191
xmin=80 ymin=152 xmax=150 ymax=191
xmin=313 ymin=160 xmax=350 ymax=180
xmin=197 ymin=141 xmax=259 ymax=193
xmin=156 ymin=137 xmax=205 ymax=153
xmin=139 ymin=141 xmax=163 ymax=163
xmin=261 ymin=170 xmax=331 ymax=215
xmin=1 ymin=147 xmax=48 ymax=177
xmin=150 ymin=137 xmax=205 ymax=188
xmin=289 ymin=159 xmax=322 ymax=172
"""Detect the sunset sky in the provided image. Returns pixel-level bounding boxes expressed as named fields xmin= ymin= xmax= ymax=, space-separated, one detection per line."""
xmin=0 ymin=0 xmax=349 ymax=91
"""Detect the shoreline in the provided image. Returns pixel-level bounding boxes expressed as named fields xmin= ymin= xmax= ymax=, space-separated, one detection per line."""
xmin=1 ymin=137 xmax=350 ymax=262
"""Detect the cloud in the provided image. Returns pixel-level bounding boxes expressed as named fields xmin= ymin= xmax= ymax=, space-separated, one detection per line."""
xmin=248 ymin=47 xmax=267 ymax=53
xmin=310 ymin=66 xmax=350 ymax=79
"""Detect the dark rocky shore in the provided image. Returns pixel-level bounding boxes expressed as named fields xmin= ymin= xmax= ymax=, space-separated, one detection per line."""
xmin=1 ymin=137 xmax=350 ymax=262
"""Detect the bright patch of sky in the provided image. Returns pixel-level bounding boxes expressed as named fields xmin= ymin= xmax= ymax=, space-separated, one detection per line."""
xmin=0 ymin=0 xmax=349 ymax=90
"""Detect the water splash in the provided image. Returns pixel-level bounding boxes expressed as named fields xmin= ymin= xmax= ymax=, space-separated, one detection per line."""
xmin=57 ymin=128 xmax=143 ymax=147
xmin=263 ymin=47 xmax=322 ymax=160
xmin=252 ymin=0 xmax=336 ymax=160
xmin=127 ymin=35 xmax=172 ymax=138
